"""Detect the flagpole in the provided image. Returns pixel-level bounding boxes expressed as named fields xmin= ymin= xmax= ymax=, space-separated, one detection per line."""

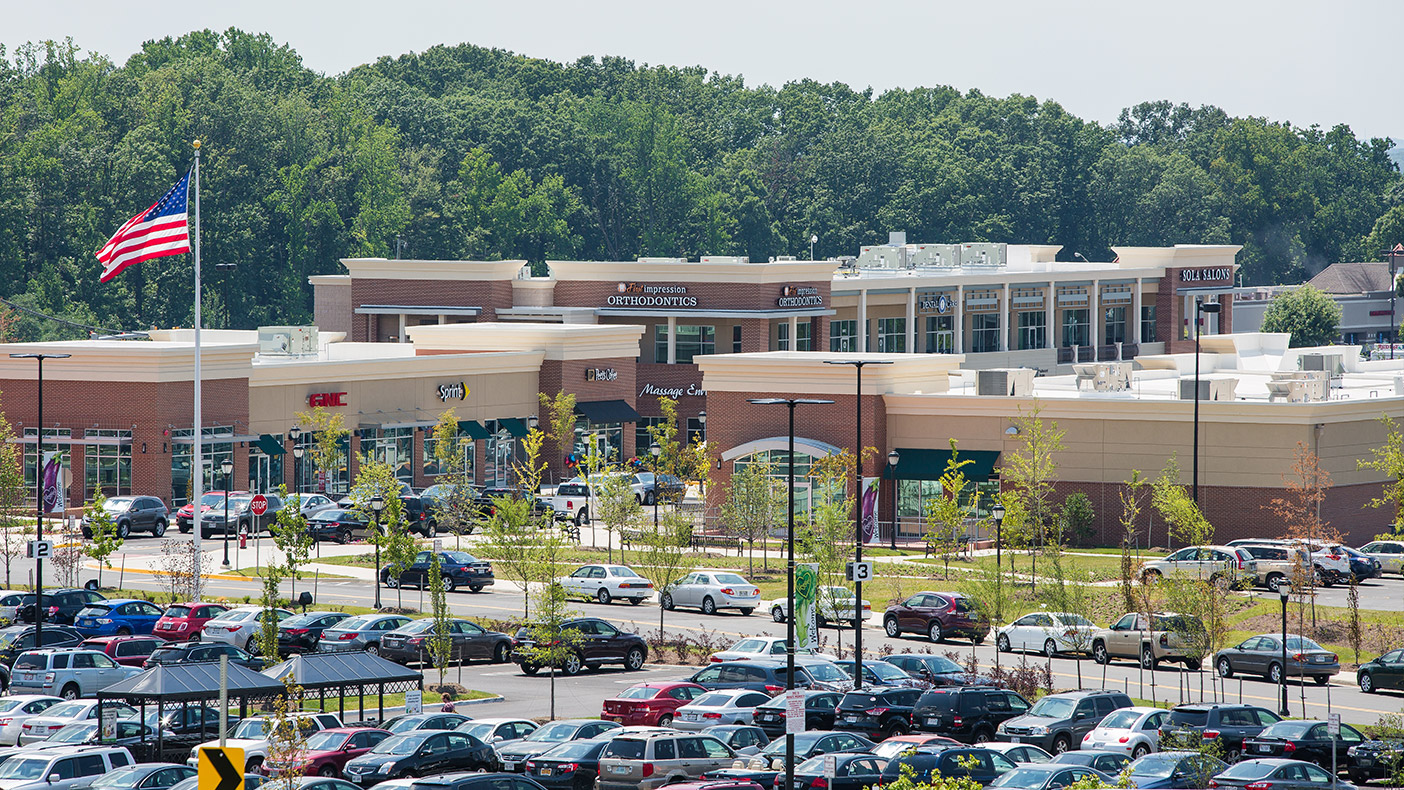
xmin=192 ymin=140 xmax=204 ymax=600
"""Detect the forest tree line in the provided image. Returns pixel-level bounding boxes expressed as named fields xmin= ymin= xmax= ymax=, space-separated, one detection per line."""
xmin=1 ymin=29 xmax=1402 ymax=338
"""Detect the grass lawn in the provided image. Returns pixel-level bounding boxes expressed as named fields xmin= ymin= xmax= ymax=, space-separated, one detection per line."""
xmin=223 ymin=567 xmax=352 ymax=580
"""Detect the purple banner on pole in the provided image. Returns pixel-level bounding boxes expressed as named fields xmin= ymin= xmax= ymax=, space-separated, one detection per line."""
xmin=40 ymin=453 xmax=62 ymax=514
xmin=860 ymin=477 xmax=879 ymax=543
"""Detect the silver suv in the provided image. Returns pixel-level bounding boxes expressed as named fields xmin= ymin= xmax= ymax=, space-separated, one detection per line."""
xmin=598 ymin=731 xmax=737 ymax=790
xmin=0 ymin=745 xmax=133 ymax=790
xmin=1140 ymin=545 xmax=1257 ymax=587
xmin=9 ymin=649 xmax=141 ymax=699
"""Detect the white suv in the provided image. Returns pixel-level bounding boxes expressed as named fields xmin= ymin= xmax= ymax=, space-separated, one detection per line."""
xmin=1227 ymin=539 xmax=1350 ymax=586
xmin=1140 ymin=545 xmax=1257 ymax=587
xmin=188 ymin=712 xmax=341 ymax=773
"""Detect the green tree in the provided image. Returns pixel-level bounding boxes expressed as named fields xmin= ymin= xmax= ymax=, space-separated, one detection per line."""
xmin=719 ymin=455 xmax=783 ymax=575
xmin=256 ymin=560 xmax=285 ymax=658
xmin=295 ymin=406 xmax=350 ymax=494
xmin=348 ymin=458 xmax=411 ymax=608
xmin=1151 ymin=456 xmax=1214 ymax=549
xmin=271 ymin=485 xmax=312 ymax=599
xmin=1259 ymin=284 xmax=1342 ymax=347
xmin=427 ymin=409 xmax=479 ymax=540
xmin=924 ymin=441 xmax=977 ymax=581
xmin=427 ymin=552 xmax=452 ymax=686
xmin=645 ymin=509 xmax=695 ymax=635
xmin=1003 ymin=404 xmax=1066 ymax=586
xmin=538 ymin=390 xmax=578 ymax=473
xmin=0 ymin=408 xmax=27 ymax=590
xmin=1360 ymin=415 xmax=1404 ymax=537
xmin=82 ymin=495 xmax=123 ymax=589
xmin=1118 ymin=471 xmax=1148 ymax=614
xmin=1059 ymin=493 xmax=1096 ymax=546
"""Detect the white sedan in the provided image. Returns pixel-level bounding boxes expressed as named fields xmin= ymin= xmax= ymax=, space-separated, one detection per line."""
xmin=769 ymin=586 xmax=872 ymax=625
xmin=995 ymin=611 xmax=1098 ymax=657
xmin=708 ymin=637 xmax=837 ymax=664
xmin=672 ymin=689 xmax=774 ymax=730
xmin=0 ymin=696 xmax=62 ymax=745
xmin=557 ymin=564 xmax=655 ymax=605
xmin=1080 ymin=706 xmax=1168 ymax=758
xmin=662 ymin=572 xmax=761 ymax=615
xmin=18 ymin=699 xmax=138 ymax=745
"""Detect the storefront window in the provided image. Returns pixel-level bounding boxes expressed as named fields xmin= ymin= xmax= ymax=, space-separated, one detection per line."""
xmin=654 ymin=325 xmax=715 ymax=364
xmin=366 ymin=427 xmax=414 ymax=485
xmin=732 ymin=325 xmax=742 ymax=353
xmin=1062 ymin=309 xmax=1090 ymax=348
xmin=876 ymin=318 xmax=905 ymax=352
xmin=1104 ymin=306 xmax=1127 ymax=345
xmin=1141 ymin=305 xmax=1157 ymax=343
xmin=896 ymin=479 xmax=999 ymax=533
xmin=170 ymin=427 xmax=234 ymax=506
xmin=777 ymin=322 xmax=789 ymax=351
xmin=574 ymin=418 xmax=622 ymax=464
xmin=248 ymin=438 xmax=283 ymax=494
xmin=635 ymin=417 xmax=667 ymax=458
xmin=732 ymin=449 xmax=838 ymax=516
xmin=84 ymin=430 xmax=131 ymax=501
xmin=23 ymin=428 xmax=70 ymax=508
xmin=483 ymin=421 xmax=520 ymax=488
xmin=1017 ymin=311 xmax=1045 ymax=350
xmin=971 ymin=313 xmax=1000 ymax=353
xmin=830 ymin=320 xmax=858 ymax=352
xmin=293 ymin=432 xmax=349 ymax=495
xmin=686 ymin=417 xmax=705 ymax=446
xmin=925 ymin=316 xmax=953 ymax=354
xmin=424 ymin=430 xmax=475 ymax=483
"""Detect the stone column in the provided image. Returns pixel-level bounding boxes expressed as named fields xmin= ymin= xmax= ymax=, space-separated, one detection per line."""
xmin=1000 ymin=283 xmax=1011 ymax=352
xmin=954 ymin=285 xmax=964 ymax=354
xmin=858 ymin=289 xmax=868 ymax=352
xmin=905 ymin=288 xmax=916 ymax=353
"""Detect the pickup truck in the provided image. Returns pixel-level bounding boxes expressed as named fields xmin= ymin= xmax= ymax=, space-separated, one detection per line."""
xmin=546 ymin=481 xmax=593 ymax=525
xmin=1090 ymin=611 xmax=1205 ymax=670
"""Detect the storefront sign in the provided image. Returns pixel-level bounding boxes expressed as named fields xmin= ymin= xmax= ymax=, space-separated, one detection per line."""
xmin=1180 ymin=267 xmax=1233 ymax=283
xmin=437 ymin=381 xmax=469 ymax=402
xmin=585 ymin=368 xmax=618 ymax=382
xmin=917 ymin=292 xmax=951 ymax=314
xmin=607 ymin=282 xmax=698 ymax=307
xmin=307 ymin=392 xmax=346 ymax=408
xmin=777 ymin=285 xmax=823 ymax=308
xmin=640 ymin=382 xmax=706 ymax=398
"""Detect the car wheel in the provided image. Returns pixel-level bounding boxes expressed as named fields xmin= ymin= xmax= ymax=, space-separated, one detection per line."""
xmin=597 ymin=588 xmax=612 ymax=605
xmin=562 ymin=652 xmax=584 ymax=676
xmin=245 ymin=758 xmax=263 ymax=774
xmin=521 ymin=662 xmax=540 ymax=676
xmin=625 ymin=647 xmax=646 ymax=670
xmin=1361 ymin=672 xmax=1375 ymax=693
xmin=179 ymin=523 xmax=191 ymax=533
xmin=1141 ymin=647 xmax=1158 ymax=670
xmin=1217 ymin=658 xmax=1234 ymax=678
xmin=1316 ymin=567 xmax=1334 ymax=587
xmin=702 ymin=596 xmax=717 ymax=616
xmin=469 ymin=585 xmax=484 ymax=593
xmin=657 ymin=713 xmax=673 ymax=727
xmin=1043 ymin=639 xmax=1058 ymax=658
xmin=1052 ymin=735 xmax=1071 ymax=754
xmin=1132 ymin=744 xmax=1149 ymax=760
xmin=247 ymin=637 xmax=260 ymax=654
xmin=575 ymin=509 xmax=587 ymax=526
xmin=116 ymin=627 xmax=131 ymax=636
xmin=1092 ymin=641 xmax=1108 ymax=665
xmin=1269 ymin=662 xmax=1283 ymax=684
xmin=883 ymin=719 xmax=909 ymax=739
xmin=928 ymin=622 xmax=943 ymax=643
xmin=116 ymin=521 xmax=130 ymax=539
xmin=153 ymin=519 xmax=167 ymax=537
xmin=1313 ymin=674 xmax=1328 ymax=686
xmin=661 ymin=593 xmax=675 ymax=611
xmin=1184 ymin=658 xmax=1202 ymax=672
xmin=1265 ymin=573 xmax=1285 ymax=592
xmin=997 ymin=633 xmax=1011 ymax=653
xmin=365 ymin=644 xmax=379 ymax=656
xmin=973 ymin=726 xmax=994 ymax=744
xmin=60 ymin=683 xmax=80 ymax=701
xmin=1141 ymin=569 xmax=1162 ymax=583
xmin=318 ymin=765 xmax=338 ymax=778
xmin=1225 ymin=747 xmax=1241 ymax=764
xmin=884 ymin=616 xmax=900 ymax=638
xmin=493 ymin=643 xmax=510 ymax=663
xmin=385 ymin=576 xmax=400 ymax=589
xmin=426 ymin=524 xmax=437 ymax=538
xmin=644 ymin=491 xmax=655 ymax=506
xmin=739 ymin=608 xmax=754 ymax=616
xmin=772 ymin=606 xmax=786 ymax=623
xmin=442 ymin=575 xmax=456 ymax=593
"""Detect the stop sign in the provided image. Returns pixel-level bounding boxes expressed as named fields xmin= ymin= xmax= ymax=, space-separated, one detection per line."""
xmin=250 ymin=494 xmax=269 ymax=517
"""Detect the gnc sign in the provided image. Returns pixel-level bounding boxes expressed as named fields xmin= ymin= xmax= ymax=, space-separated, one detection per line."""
xmin=307 ymin=392 xmax=347 ymax=408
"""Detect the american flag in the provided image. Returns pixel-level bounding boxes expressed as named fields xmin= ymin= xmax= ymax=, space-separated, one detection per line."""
xmin=96 ymin=170 xmax=192 ymax=282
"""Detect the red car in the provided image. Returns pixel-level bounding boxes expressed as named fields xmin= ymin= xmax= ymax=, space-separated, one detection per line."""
xmin=175 ymin=490 xmax=248 ymax=532
xmin=265 ymin=727 xmax=392 ymax=777
xmin=601 ymin=682 xmax=707 ymax=727
xmin=153 ymin=601 xmax=230 ymax=641
xmin=80 ymin=635 xmax=166 ymax=667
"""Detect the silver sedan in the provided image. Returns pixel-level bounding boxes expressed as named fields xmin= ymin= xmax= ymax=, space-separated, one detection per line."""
xmin=672 ymin=689 xmax=774 ymax=730
xmin=315 ymin=613 xmax=414 ymax=655
xmin=662 ymin=572 xmax=761 ymax=615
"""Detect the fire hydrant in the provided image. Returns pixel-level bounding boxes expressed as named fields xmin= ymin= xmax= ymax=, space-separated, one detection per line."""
xmin=238 ymin=526 xmax=248 ymax=549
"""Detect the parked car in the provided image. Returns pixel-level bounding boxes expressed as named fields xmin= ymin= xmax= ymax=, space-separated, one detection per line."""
xmin=335 ymin=482 xmax=415 ymax=511
xmin=380 ymin=551 xmax=494 ymax=593
xmin=473 ymin=488 xmax=553 ymax=522
xmin=686 ymin=661 xmax=818 ymax=693
xmin=81 ymin=496 xmax=169 ymax=538
xmin=397 ymin=495 xmax=441 ymax=538
xmin=709 ymin=638 xmax=836 ymax=664
xmin=496 ymin=719 xmax=622 ymax=772
xmin=598 ymin=730 xmax=744 ymax=790
xmin=988 ymin=764 xmax=1111 ymax=790
xmin=1052 ymin=750 xmax=1131 ymax=774
xmin=1241 ymin=719 xmax=1365 ymax=765
xmin=790 ymin=752 xmax=887 ymax=790
xmin=984 ymin=742 xmax=1055 ymax=765
xmin=769 ymin=586 xmax=871 ymax=626
xmin=1235 ymin=544 xmax=1311 ymax=592
xmin=1341 ymin=545 xmax=1383 ymax=581
xmin=284 ymin=493 xmax=337 ymax=521
xmin=144 ymin=705 xmax=241 ymax=738
xmin=1140 ymin=546 xmax=1259 ymax=587
xmin=524 ymin=739 xmax=611 ymax=790
xmin=716 ymin=731 xmax=874 ymax=787
xmin=633 ymin=473 xmax=685 ymax=506
xmin=1123 ymin=751 xmax=1227 ymax=789
xmin=276 ymin=612 xmax=352 ymax=656
xmin=315 ymin=614 xmax=414 ymax=656
xmin=79 ymin=636 xmax=164 ymax=667
xmin=420 ymin=485 xmax=478 ymax=533
xmin=601 ymin=682 xmax=708 ymax=727
xmin=673 ymin=690 xmax=773 ymax=731
xmin=143 ymin=641 xmax=264 ymax=671
xmin=555 ymin=565 xmax=654 ymax=606
xmin=342 ymin=730 xmax=495 ymax=784
xmin=188 ymin=713 xmax=344 ymax=773
xmin=700 ymin=726 xmax=768 ymax=757
xmin=168 ymin=774 xmax=264 ymax=790
xmin=201 ymin=494 xmax=284 ymax=538
xmin=1359 ymin=540 xmax=1404 ymax=575
xmin=751 ymin=690 xmax=843 ymax=737
xmin=73 ymin=599 xmax=165 ymax=638
xmin=405 ymin=775 xmax=543 ymax=790
xmin=379 ymin=713 xmax=471 ymax=734
xmin=199 ymin=607 xmax=294 ymax=653
xmin=1090 ymin=612 xmax=1206 ymax=670
xmin=882 ymin=591 xmax=989 ymax=644
xmin=1346 ymin=740 xmax=1404 ymax=783
xmin=0 ymin=695 xmax=63 ymax=745
xmin=870 ymin=734 xmax=963 ymax=759
xmin=834 ymin=686 xmax=924 ymax=740
xmin=152 ymin=602 xmax=229 ymax=642
xmin=1213 ymin=634 xmax=1339 ymax=685
xmin=9 ymin=648 xmax=141 ymax=699
xmin=1212 ymin=758 xmax=1358 ymax=790
xmin=0 ymin=626 xmax=85 ymax=667
xmin=996 ymin=612 xmax=1099 ymax=657
xmin=838 ymin=659 xmax=930 ymax=690
xmin=1158 ymin=704 xmax=1281 ymax=763
xmin=307 ymin=509 xmax=371 ymax=544
xmin=1079 ymin=706 xmax=1168 ymax=758
xmin=511 ymin=618 xmax=647 ymax=675
xmin=913 ymin=687 xmax=1032 ymax=743
xmin=0 ymin=745 xmax=135 ymax=790
xmin=0 ymin=592 xmax=32 ymax=625
xmin=30 ymin=721 xmax=178 ymax=762
xmin=176 ymin=491 xmax=248 ymax=532
xmin=886 ymin=654 xmax=991 ymax=688
xmin=82 ymin=762 xmax=196 ymax=790
xmin=17 ymin=590 xmax=107 ymax=626
xmin=19 ymin=699 xmax=139 ymax=744
xmin=662 ymin=572 xmax=758 ymax=616
xmin=545 ymin=481 xmax=593 ymax=526
xmin=379 ymin=618 xmax=512 ymax=666
xmin=996 ymin=689 xmax=1133 ymax=754
xmin=878 ymin=745 xmax=1018 ymax=786
xmin=455 ymin=719 xmax=538 ymax=746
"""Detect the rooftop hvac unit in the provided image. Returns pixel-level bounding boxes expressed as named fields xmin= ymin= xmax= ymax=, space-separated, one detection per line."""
xmin=700 ymin=256 xmax=749 ymax=264
xmin=1178 ymin=378 xmax=1238 ymax=402
xmin=1073 ymin=362 xmax=1132 ymax=392
xmin=910 ymin=244 xmax=961 ymax=268
xmin=258 ymin=325 xmax=319 ymax=356
xmin=856 ymin=245 xmax=910 ymax=269
xmin=638 ymin=257 xmax=688 ymax=263
xmin=1267 ymin=371 xmax=1329 ymax=402
xmin=1299 ymin=352 xmax=1344 ymax=375
xmin=774 ymin=255 xmax=798 ymax=262
xmin=959 ymin=242 xmax=1007 ymax=267
xmin=977 ymin=368 xmax=1035 ymax=397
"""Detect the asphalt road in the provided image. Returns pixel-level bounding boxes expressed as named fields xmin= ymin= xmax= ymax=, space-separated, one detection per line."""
xmin=17 ymin=535 xmax=1404 ymax=729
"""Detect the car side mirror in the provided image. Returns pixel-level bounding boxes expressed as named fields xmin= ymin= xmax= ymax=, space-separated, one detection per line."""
xmin=47 ymin=775 xmax=58 ymax=784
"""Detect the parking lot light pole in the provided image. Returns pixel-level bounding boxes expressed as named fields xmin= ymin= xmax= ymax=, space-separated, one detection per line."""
xmin=371 ymin=495 xmax=385 ymax=609
xmin=11 ymin=351 xmax=69 ymax=646
xmin=649 ymin=442 xmax=661 ymax=530
xmin=1279 ymin=582 xmax=1292 ymax=716
xmin=886 ymin=450 xmax=899 ymax=549
xmin=747 ymin=396 xmax=833 ymax=790
xmin=220 ymin=458 xmax=234 ymax=568
xmin=991 ymin=501 xmax=1006 ymax=615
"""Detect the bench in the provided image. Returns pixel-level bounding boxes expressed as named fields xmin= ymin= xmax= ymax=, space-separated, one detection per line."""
xmin=690 ymin=534 xmax=742 ymax=553
xmin=620 ymin=529 xmax=645 ymax=550
xmin=924 ymin=533 xmax=977 ymax=559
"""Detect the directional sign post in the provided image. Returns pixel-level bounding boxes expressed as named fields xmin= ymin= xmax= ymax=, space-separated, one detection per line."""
xmin=198 ymin=746 xmax=244 ymax=790
xmin=249 ymin=495 xmax=268 ymax=518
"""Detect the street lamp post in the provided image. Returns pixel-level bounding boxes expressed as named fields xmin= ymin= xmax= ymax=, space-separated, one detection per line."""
xmin=886 ymin=450 xmax=899 ymax=550
xmin=11 ymin=352 xmax=70 ymax=646
xmin=1192 ymin=299 xmax=1221 ymax=505
xmin=649 ymin=442 xmax=661 ymax=531
xmin=1279 ymin=583 xmax=1292 ymax=716
xmin=824 ymin=358 xmax=893 ymax=691
xmin=371 ymin=495 xmax=385 ymax=609
xmin=220 ymin=458 xmax=234 ymax=568
xmin=991 ymin=501 xmax=1006 ymax=618
xmin=747 ymin=396 xmax=833 ymax=790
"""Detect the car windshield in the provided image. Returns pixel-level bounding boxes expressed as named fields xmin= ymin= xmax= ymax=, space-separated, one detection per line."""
xmin=951 ymin=597 xmax=974 ymax=613
xmin=529 ymin=722 xmax=582 ymax=742
xmin=198 ymin=493 xmax=225 ymax=507
xmin=77 ymin=605 xmax=111 ymax=618
xmin=989 ymin=768 xmax=1056 ymax=788
xmin=1098 ymin=710 xmax=1141 ymax=730
xmin=163 ymin=606 xmax=192 ymax=619
xmin=103 ymin=498 xmax=134 ymax=511
xmin=90 ymin=767 xmax=149 ymax=790
xmin=0 ymin=631 xmax=21 ymax=648
xmin=1284 ymin=636 xmax=1324 ymax=651
xmin=1168 ymin=710 xmax=1209 ymax=726
xmin=373 ymin=733 xmax=428 ymax=755
xmin=690 ymin=694 xmax=732 ymax=708
xmin=1131 ymin=756 xmax=1182 ymax=778
xmin=304 ymin=731 xmax=349 ymax=751
xmin=232 ymin=719 xmax=273 ymax=739
xmin=1059 ymin=614 xmax=1096 ymax=627
xmin=797 ymin=756 xmax=837 ymax=774
xmin=385 ymin=717 xmax=428 ymax=733
xmin=540 ymin=742 xmax=597 ymax=761
xmin=400 ymin=620 xmax=434 ymax=634
xmin=609 ymin=567 xmax=639 ymax=578
xmin=43 ymin=702 xmax=88 ymax=718
xmin=1260 ymin=721 xmax=1316 ymax=739
xmin=714 ymin=574 xmax=747 ymax=585
xmin=601 ymin=739 xmax=645 ymax=760
xmin=868 ymin=662 xmax=909 ymax=680
xmin=0 ymin=699 xmax=27 ymax=713
xmin=617 ymin=687 xmax=660 ymax=700
xmin=444 ymin=552 xmax=478 ymax=564
xmin=1217 ymin=761 xmax=1278 ymax=780
xmin=1028 ymin=697 xmax=1076 ymax=719
xmin=804 ymin=662 xmax=849 ymax=683
xmin=13 ymin=654 xmax=46 ymax=671
xmin=334 ymin=616 xmax=374 ymax=630
xmin=921 ymin=656 xmax=964 ymax=674
xmin=49 ymin=724 xmax=94 ymax=743
xmin=281 ymin=614 xmax=321 ymax=628
xmin=0 ymin=759 xmax=53 ymax=781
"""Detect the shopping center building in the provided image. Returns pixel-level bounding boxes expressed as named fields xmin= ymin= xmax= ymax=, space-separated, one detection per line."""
xmin=0 ymin=239 xmax=1399 ymax=543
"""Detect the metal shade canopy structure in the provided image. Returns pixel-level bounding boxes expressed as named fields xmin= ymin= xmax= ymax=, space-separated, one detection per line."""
xmin=261 ymin=650 xmax=425 ymax=723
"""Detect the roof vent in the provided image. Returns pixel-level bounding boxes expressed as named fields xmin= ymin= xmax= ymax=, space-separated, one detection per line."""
xmin=257 ymin=326 xmax=319 ymax=356
xmin=977 ymin=368 xmax=1035 ymax=396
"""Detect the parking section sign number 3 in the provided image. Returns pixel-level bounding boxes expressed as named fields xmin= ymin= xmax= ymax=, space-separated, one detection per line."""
xmin=847 ymin=561 xmax=873 ymax=582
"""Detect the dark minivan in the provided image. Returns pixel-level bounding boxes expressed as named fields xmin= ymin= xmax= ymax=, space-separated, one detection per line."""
xmin=687 ymin=660 xmax=817 ymax=693
xmin=914 ymin=686 xmax=1032 ymax=743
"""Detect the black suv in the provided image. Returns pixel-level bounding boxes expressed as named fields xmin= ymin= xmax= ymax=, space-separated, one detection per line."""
xmin=914 ymin=686 xmax=1032 ymax=743
xmin=380 ymin=550 xmax=494 ymax=593
xmin=1158 ymin=704 xmax=1281 ymax=762
xmin=18 ymin=589 xmax=106 ymax=625
xmin=752 ymin=690 xmax=843 ymax=736
xmin=886 ymin=654 xmax=995 ymax=687
xmin=400 ymin=496 xmax=440 ymax=537
xmin=0 ymin=624 xmax=84 ymax=666
xmin=343 ymin=730 xmax=495 ymax=782
xmin=687 ymin=660 xmax=818 ymax=692
xmin=997 ymin=689 xmax=1132 ymax=754
xmin=879 ymin=746 xmax=1018 ymax=786
xmin=835 ymin=687 xmax=924 ymax=740
xmin=512 ymin=617 xmax=648 ymax=675
xmin=143 ymin=641 xmax=265 ymax=670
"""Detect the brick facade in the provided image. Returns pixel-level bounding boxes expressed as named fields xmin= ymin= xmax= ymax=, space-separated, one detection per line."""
xmin=348 ymin=279 xmax=515 ymax=341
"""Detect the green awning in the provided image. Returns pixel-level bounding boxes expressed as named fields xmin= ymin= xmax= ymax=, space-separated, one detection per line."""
xmin=255 ymin=434 xmax=285 ymax=456
xmin=499 ymin=418 xmax=529 ymax=438
xmin=883 ymin=448 xmax=1000 ymax=481
xmin=457 ymin=421 xmax=489 ymax=440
